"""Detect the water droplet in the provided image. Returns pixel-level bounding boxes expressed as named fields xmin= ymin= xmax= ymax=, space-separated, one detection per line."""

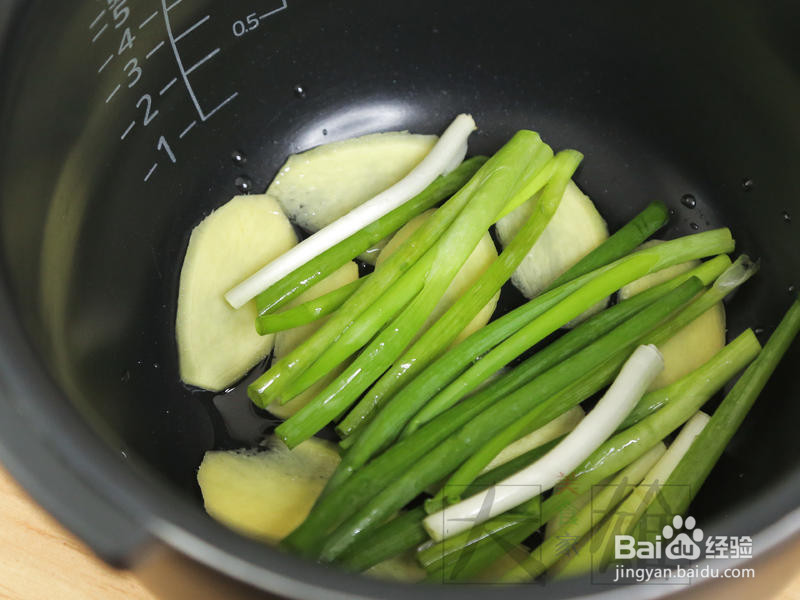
xmin=231 ymin=150 xmax=247 ymax=166
xmin=754 ymin=327 xmax=765 ymax=335
xmin=689 ymin=222 xmax=700 ymax=230
xmin=680 ymin=194 xmax=697 ymax=209
xmin=120 ymin=370 xmax=130 ymax=383
xmin=120 ymin=449 xmax=128 ymax=459
xmin=234 ymin=175 xmax=252 ymax=193
xmin=153 ymin=362 xmax=160 ymax=369
xmin=782 ymin=211 xmax=791 ymax=223
xmin=668 ymin=208 xmax=676 ymax=217
xmin=741 ymin=178 xmax=754 ymax=191
xmin=322 ymin=128 xmax=328 ymax=136
xmin=789 ymin=284 xmax=796 ymax=294
xmin=293 ymin=84 xmax=306 ymax=99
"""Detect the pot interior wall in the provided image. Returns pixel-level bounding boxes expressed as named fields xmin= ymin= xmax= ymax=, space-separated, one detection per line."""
xmin=1 ymin=0 xmax=799 ymax=558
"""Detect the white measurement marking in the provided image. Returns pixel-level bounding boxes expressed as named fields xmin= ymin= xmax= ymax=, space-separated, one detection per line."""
xmin=174 ymin=15 xmax=209 ymax=42
xmin=166 ymin=0 xmax=183 ymax=11
xmin=120 ymin=120 xmax=136 ymax=140
xmin=105 ymin=84 xmax=121 ymax=103
xmin=157 ymin=136 xmax=177 ymax=162
xmin=185 ymin=48 xmax=220 ymax=75
xmin=203 ymin=92 xmax=239 ymax=121
xmin=179 ymin=120 xmax=197 ymax=139
xmin=91 ymin=23 xmax=108 ymax=43
xmin=90 ymin=9 xmax=106 ymax=29
xmin=162 ymin=0 xmax=237 ymax=122
xmin=146 ymin=40 xmax=164 ymax=60
xmin=260 ymin=0 xmax=288 ymax=20
xmin=97 ymin=53 xmax=114 ymax=73
xmin=144 ymin=163 xmax=158 ymax=182
xmin=139 ymin=11 xmax=158 ymax=29
xmin=159 ymin=77 xmax=178 ymax=96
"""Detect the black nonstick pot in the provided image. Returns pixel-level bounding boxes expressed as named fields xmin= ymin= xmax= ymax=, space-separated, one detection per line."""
xmin=1 ymin=1 xmax=799 ymax=598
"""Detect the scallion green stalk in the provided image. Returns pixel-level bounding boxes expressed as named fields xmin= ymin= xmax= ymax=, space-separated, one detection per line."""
xmin=424 ymin=344 xmax=664 ymax=542
xmin=499 ymin=443 xmax=666 ymax=582
xmin=285 ymin=278 xmax=701 ymax=560
xmin=633 ymin=295 xmax=800 ymax=543
xmin=273 ymin=132 xmax=549 ymax=446
xmin=247 ymin=146 xmax=497 ymax=406
xmin=550 ymin=411 xmax=710 ymax=580
xmin=227 ymin=114 xmax=478 ymax=309
xmin=420 ymin=330 xmax=760 ymax=580
xmin=255 ymin=276 xmax=366 ymax=335
xmin=407 ymin=255 xmax=731 ymax=437
xmin=335 ymin=149 xmax=581 ymax=438
xmin=546 ymin=201 xmax=669 ymax=290
xmin=410 ymin=231 xmax=733 ymax=434
xmin=253 ymin=157 xmax=486 ymax=316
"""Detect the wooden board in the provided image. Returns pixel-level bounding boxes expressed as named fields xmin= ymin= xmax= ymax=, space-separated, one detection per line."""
xmin=0 ymin=464 xmax=154 ymax=600
xmin=0 ymin=462 xmax=798 ymax=599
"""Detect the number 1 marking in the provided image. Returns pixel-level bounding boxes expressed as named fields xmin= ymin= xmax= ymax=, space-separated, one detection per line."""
xmin=157 ymin=136 xmax=176 ymax=163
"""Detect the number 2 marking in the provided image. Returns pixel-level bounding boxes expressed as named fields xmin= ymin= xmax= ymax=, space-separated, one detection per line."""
xmin=136 ymin=94 xmax=159 ymax=125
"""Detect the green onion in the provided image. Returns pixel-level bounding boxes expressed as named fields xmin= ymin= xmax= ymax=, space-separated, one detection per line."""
xmin=335 ymin=149 xmax=581 ymax=439
xmin=280 ymin=250 xmax=439 ymax=401
xmin=551 ymin=411 xmax=710 ymax=580
xmin=336 ymin=508 xmax=429 ymax=572
xmin=424 ymin=416 xmax=578 ymax=515
xmin=424 ymin=344 xmax=665 ymax=542
xmin=335 ymin=217 xmax=698 ymax=465
xmin=403 ymin=231 xmax=734 ymax=434
xmin=634 ymin=295 xmax=800 ymax=543
xmin=255 ymin=276 xmax=366 ymax=335
xmin=286 ymin=278 xmax=701 ymax=560
xmin=617 ymin=255 xmax=759 ymax=430
xmin=273 ymin=132 xmax=549 ymax=445
xmin=420 ymin=329 xmax=760 ymax=580
xmin=547 ymin=201 xmax=669 ymax=290
xmin=336 ymin=440 xmax=559 ymax=571
xmin=408 ymin=254 xmax=731 ymax=438
xmin=227 ymin=114 xmax=478 ymax=309
xmin=248 ymin=148 xmax=496 ymax=406
xmin=253 ymin=157 xmax=486 ymax=316
xmin=499 ymin=443 xmax=666 ymax=582
xmin=285 ymin=147 xmax=563 ymax=405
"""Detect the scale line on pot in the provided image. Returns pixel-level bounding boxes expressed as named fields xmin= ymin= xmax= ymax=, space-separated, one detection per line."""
xmin=175 ymin=15 xmax=210 ymax=42
xmin=139 ymin=11 xmax=159 ymax=30
xmin=144 ymin=163 xmax=158 ymax=182
xmin=89 ymin=10 xmax=105 ymax=30
xmin=179 ymin=121 xmax=197 ymax=139
xmin=91 ymin=23 xmax=107 ymax=44
xmin=97 ymin=54 xmax=114 ymax=74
